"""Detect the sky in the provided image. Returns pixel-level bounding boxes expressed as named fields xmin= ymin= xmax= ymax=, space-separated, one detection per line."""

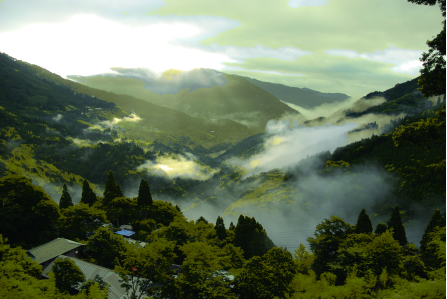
xmin=2 ymin=0 xmax=444 ymax=256
xmin=0 ymin=0 xmax=445 ymax=99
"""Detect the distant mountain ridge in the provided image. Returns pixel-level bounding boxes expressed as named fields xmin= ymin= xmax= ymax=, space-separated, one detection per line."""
xmin=67 ymin=68 xmax=301 ymax=134
xmin=230 ymin=75 xmax=351 ymax=109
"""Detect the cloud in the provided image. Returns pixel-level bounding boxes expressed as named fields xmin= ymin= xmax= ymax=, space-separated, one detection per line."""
xmin=52 ymin=114 xmax=62 ymax=122
xmin=136 ymin=153 xmax=220 ymax=181
xmin=288 ymin=0 xmax=330 ymax=8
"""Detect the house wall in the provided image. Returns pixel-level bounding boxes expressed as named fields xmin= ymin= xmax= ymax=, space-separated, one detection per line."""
xmin=62 ymin=249 xmax=78 ymax=259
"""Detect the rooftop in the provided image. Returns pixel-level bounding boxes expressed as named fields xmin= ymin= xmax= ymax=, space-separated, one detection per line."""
xmin=27 ymin=238 xmax=84 ymax=264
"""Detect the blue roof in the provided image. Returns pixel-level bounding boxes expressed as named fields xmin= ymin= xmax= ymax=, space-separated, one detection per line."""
xmin=115 ymin=229 xmax=135 ymax=237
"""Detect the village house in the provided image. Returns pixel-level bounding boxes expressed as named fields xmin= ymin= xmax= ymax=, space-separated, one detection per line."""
xmin=26 ymin=233 xmax=237 ymax=298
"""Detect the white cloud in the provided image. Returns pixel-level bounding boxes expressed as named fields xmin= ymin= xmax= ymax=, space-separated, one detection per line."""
xmin=221 ymin=65 xmax=305 ymax=76
xmin=326 ymin=45 xmax=425 ymax=76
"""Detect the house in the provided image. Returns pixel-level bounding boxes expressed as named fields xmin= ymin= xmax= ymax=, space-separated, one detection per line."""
xmin=26 ymin=237 xmax=237 ymax=299
xmin=26 ymin=238 xmax=85 ymax=278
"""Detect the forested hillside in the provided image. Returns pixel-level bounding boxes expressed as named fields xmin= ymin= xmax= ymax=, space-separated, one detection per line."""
xmin=0 ymin=50 xmax=446 ymax=298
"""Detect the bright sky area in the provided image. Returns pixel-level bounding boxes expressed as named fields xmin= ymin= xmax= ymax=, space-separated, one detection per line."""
xmin=0 ymin=0 xmax=444 ymax=100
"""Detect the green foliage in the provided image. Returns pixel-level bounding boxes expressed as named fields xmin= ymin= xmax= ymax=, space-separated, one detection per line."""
xmin=80 ymin=179 xmax=97 ymax=207
xmin=131 ymin=218 xmax=160 ymax=242
xmin=114 ymin=236 xmax=178 ymax=299
xmin=51 ymin=257 xmax=85 ymax=294
xmin=424 ymin=226 xmax=446 ymax=271
xmin=82 ymin=227 xmax=130 ymax=269
xmin=307 ymin=215 xmax=355 ymax=283
xmin=173 ymin=241 xmax=237 ymax=299
xmin=196 ymin=215 xmax=209 ymax=225
xmin=392 ymin=106 xmax=446 ymax=151
xmin=79 ymin=275 xmax=110 ymax=298
xmin=329 ymin=233 xmax=376 ymax=283
xmin=420 ymin=209 xmax=443 ymax=260
xmin=58 ymin=203 xmax=108 ymax=241
xmin=233 ymin=214 xmax=276 ymax=260
xmin=0 ymin=174 xmax=60 ymax=249
xmin=59 ymin=183 xmax=74 ymax=209
xmin=386 ymin=205 xmax=408 ymax=246
xmin=355 ymin=208 xmax=373 ymax=234
xmin=365 ymin=229 xmax=403 ymax=279
xmin=374 ymin=222 xmax=387 ymax=235
xmin=106 ymin=196 xmax=137 ymax=228
xmin=102 ymin=170 xmax=124 ymax=206
xmin=136 ymin=178 xmax=152 ymax=219
xmin=293 ymin=243 xmax=315 ymax=275
xmin=0 ymin=234 xmax=42 ymax=279
xmin=215 ymin=215 xmax=228 ymax=242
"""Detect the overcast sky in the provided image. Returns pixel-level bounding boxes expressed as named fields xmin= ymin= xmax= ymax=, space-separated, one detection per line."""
xmin=0 ymin=0 xmax=444 ymax=99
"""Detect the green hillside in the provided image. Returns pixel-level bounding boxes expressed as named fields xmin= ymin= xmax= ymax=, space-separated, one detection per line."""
xmin=231 ymin=74 xmax=350 ymax=108
xmin=2 ymin=53 xmax=256 ymax=152
xmin=66 ymin=68 xmax=301 ymax=133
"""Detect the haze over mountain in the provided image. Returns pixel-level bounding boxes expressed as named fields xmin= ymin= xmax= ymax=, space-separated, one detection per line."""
xmin=0 ymin=51 xmax=445 ymax=256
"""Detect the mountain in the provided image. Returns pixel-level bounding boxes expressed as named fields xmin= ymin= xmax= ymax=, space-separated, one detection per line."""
xmin=66 ymin=68 xmax=301 ymax=134
xmin=230 ymin=74 xmax=351 ymax=108
xmin=1 ymin=53 xmax=260 ymax=155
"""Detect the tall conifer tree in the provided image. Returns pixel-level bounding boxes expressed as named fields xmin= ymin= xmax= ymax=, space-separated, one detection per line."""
xmin=442 ymin=211 xmax=446 ymax=227
xmin=103 ymin=170 xmax=124 ymax=206
xmin=137 ymin=179 xmax=152 ymax=219
xmin=59 ymin=183 xmax=73 ymax=209
xmin=387 ymin=205 xmax=408 ymax=246
xmin=229 ymin=222 xmax=235 ymax=231
xmin=355 ymin=208 xmax=373 ymax=234
xmin=215 ymin=216 xmax=227 ymax=241
xmin=374 ymin=222 xmax=387 ymax=235
xmin=419 ymin=209 xmax=443 ymax=257
xmin=80 ymin=179 xmax=97 ymax=207
xmin=196 ymin=216 xmax=209 ymax=225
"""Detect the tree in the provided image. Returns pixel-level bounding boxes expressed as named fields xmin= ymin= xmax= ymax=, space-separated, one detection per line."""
xmin=307 ymin=215 xmax=355 ymax=282
xmin=0 ymin=174 xmax=60 ymax=249
xmin=79 ymin=274 xmax=110 ymax=298
xmin=82 ymin=227 xmax=130 ymax=269
xmin=366 ymin=229 xmax=404 ymax=279
xmin=375 ymin=222 xmax=388 ymax=235
xmin=262 ymin=247 xmax=297 ymax=299
xmin=387 ymin=205 xmax=408 ymax=246
xmin=233 ymin=215 xmax=276 ymax=260
xmin=106 ymin=197 xmax=137 ymax=228
xmin=293 ymin=243 xmax=315 ymax=275
xmin=196 ymin=216 xmax=209 ymax=225
xmin=103 ymin=170 xmax=124 ymax=206
xmin=420 ymin=209 xmax=444 ymax=268
xmin=136 ymin=179 xmax=152 ymax=219
xmin=51 ymin=257 xmax=86 ymax=294
xmin=131 ymin=218 xmax=160 ymax=242
xmin=59 ymin=183 xmax=74 ymax=209
xmin=232 ymin=248 xmax=296 ymax=299
xmin=229 ymin=222 xmax=235 ymax=231
xmin=355 ymin=208 xmax=373 ymax=234
xmin=329 ymin=233 xmax=376 ymax=283
xmin=58 ymin=203 xmax=108 ymax=241
xmin=215 ymin=216 xmax=228 ymax=242
xmin=173 ymin=241 xmax=237 ymax=299
xmin=80 ymin=179 xmax=97 ymax=207
xmin=407 ymin=0 xmax=446 ymax=98
xmin=437 ymin=95 xmax=441 ymax=105
xmin=392 ymin=107 xmax=446 ymax=150
xmin=114 ymin=236 xmax=178 ymax=299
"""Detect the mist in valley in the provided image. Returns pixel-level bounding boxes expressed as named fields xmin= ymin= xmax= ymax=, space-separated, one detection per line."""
xmin=34 ymin=90 xmax=443 ymax=258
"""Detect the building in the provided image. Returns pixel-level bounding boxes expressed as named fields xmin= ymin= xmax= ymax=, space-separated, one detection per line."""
xmin=26 ymin=237 xmax=237 ymax=298
xmin=26 ymin=238 xmax=85 ymax=278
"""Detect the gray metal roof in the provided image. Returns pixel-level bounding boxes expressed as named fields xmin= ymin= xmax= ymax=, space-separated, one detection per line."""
xmin=123 ymin=238 xmax=149 ymax=248
xmin=27 ymin=238 xmax=84 ymax=264
xmin=42 ymin=255 xmax=155 ymax=299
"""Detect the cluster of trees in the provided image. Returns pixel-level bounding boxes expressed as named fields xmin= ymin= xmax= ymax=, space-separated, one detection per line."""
xmin=0 ymin=169 xmax=445 ymax=298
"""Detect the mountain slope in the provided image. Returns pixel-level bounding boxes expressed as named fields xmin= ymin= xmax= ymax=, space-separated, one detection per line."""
xmin=230 ymin=74 xmax=351 ymax=108
xmin=67 ymin=68 xmax=301 ymax=133
xmin=1 ymin=53 xmax=256 ymax=152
